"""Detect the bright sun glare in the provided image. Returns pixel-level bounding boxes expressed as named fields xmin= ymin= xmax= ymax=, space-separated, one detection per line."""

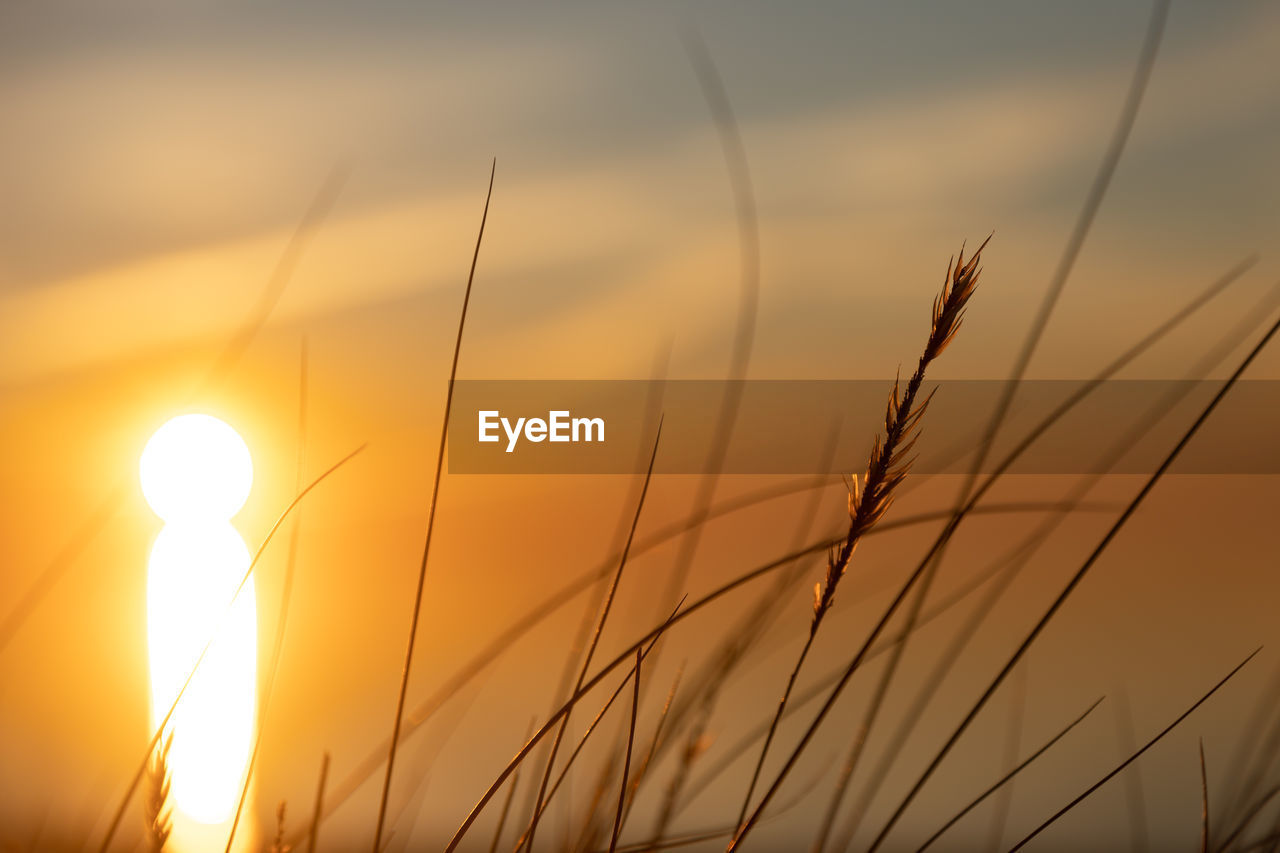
xmin=142 ymin=414 xmax=258 ymax=835
xmin=141 ymin=414 xmax=253 ymax=523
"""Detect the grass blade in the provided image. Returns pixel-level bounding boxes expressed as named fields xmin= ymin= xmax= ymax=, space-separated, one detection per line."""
xmin=370 ymin=160 xmax=495 ymax=852
xmin=915 ymin=697 xmax=1104 ymax=852
xmin=1008 ymin=651 xmax=1258 ymax=852
xmin=488 ymin=720 xmax=534 ymax=853
xmin=1202 ymin=739 xmax=1211 ymax=853
xmin=609 ymin=649 xmax=643 ymax=853
xmin=1114 ymin=690 xmax=1151 ymax=853
xmin=307 ymin=752 xmax=330 ymax=853
xmin=984 ymin=663 xmax=1028 ymax=852
xmin=642 ymin=25 xmax=760 ymax=706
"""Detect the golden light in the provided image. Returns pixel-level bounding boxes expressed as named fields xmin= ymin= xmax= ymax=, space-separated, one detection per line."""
xmin=142 ymin=414 xmax=258 ymax=847
xmin=141 ymin=414 xmax=253 ymax=523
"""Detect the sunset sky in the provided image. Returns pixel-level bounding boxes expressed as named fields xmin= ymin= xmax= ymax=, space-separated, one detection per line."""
xmin=2 ymin=2 xmax=1280 ymax=850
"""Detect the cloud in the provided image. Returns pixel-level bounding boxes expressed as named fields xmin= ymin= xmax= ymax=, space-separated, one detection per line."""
xmin=1 ymin=3 xmax=1276 ymax=384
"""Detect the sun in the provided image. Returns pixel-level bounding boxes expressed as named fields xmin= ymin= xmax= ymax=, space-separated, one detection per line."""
xmin=141 ymin=413 xmax=253 ymax=523
xmin=141 ymin=414 xmax=258 ymax=846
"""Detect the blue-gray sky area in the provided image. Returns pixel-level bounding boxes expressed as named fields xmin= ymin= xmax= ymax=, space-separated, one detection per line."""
xmin=1 ymin=1 xmax=1278 ymax=384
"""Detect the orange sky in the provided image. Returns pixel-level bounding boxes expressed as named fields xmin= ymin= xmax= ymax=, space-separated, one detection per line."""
xmin=3 ymin=3 xmax=1280 ymax=850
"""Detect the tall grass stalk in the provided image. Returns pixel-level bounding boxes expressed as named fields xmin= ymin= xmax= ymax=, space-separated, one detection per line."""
xmin=370 ymin=161 xmax=494 ymax=853
xmin=734 ymin=237 xmax=986 ymax=840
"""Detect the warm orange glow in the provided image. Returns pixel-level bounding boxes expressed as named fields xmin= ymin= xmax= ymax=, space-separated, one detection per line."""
xmin=142 ymin=415 xmax=257 ymax=845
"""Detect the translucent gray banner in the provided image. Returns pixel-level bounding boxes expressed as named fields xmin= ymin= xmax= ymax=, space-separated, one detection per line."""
xmin=446 ymin=380 xmax=1280 ymax=475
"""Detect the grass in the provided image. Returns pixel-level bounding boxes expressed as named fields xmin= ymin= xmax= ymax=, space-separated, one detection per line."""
xmin=6 ymin=210 xmax=1279 ymax=853
xmin=733 ymin=236 xmax=987 ymax=848
xmin=524 ymin=421 xmax=664 ymax=851
xmin=22 ymin=220 xmax=1273 ymax=852
xmin=9 ymin=2 xmax=1280 ymax=849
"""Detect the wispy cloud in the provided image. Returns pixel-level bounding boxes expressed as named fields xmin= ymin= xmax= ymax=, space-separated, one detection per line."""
xmin=1 ymin=3 xmax=1276 ymax=383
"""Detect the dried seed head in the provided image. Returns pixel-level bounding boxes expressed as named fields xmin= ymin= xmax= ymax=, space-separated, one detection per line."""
xmin=928 ymin=234 xmax=989 ymax=360
xmin=271 ymin=801 xmax=291 ymax=853
xmin=144 ymin=732 xmax=174 ymax=853
xmin=824 ymin=238 xmax=987 ymax=623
